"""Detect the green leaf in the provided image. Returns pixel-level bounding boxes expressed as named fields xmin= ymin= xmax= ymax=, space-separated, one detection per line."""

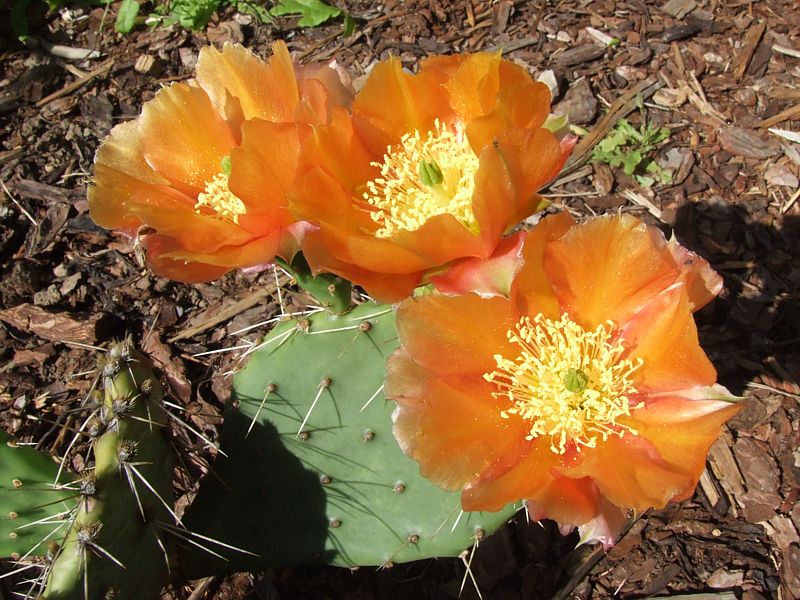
xmin=622 ymin=150 xmax=642 ymax=175
xmin=115 ymin=0 xmax=140 ymax=32
xmin=343 ymin=11 xmax=356 ymax=36
xmin=270 ymin=0 xmax=341 ymax=27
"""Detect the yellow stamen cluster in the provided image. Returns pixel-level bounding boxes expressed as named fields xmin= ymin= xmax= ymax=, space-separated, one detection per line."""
xmin=483 ymin=314 xmax=643 ymax=455
xmin=194 ymin=172 xmax=246 ymax=224
xmin=363 ymin=119 xmax=480 ymax=238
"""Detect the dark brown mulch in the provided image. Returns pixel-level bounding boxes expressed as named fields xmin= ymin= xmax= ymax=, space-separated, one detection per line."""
xmin=1 ymin=0 xmax=799 ymax=598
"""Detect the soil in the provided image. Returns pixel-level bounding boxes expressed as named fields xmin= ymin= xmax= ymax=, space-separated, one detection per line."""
xmin=1 ymin=1 xmax=799 ymax=599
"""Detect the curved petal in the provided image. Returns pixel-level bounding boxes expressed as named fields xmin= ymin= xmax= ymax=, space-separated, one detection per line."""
xmin=511 ymin=212 xmax=575 ymax=318
xmin=526 ymin=475 xmax=602 ymax=527
xmin=625 ymin=392 xmax=740 ymax=490
xmin=466 ymin=80 xmax=552 ymax=152
xmin=667 ymin=235 xmax=723 ymax=311
xmin=90 ymin=163 xmax=156 ymax=231
xmin=142 ymin=235 xmax=231 ymax=283
xmin=300 ymin=231 xmax=422 ymax=302
xmin=351 ymin=57 xmax=451 ymax=156
xmin=544 ymin=214 xmax=680 ymax=328
xmin=575 ymin=496 xmax=628 ymax=549
xmin=148 ymin=229 xmax=282 ymax=270
xmin=228 ymin=119 xmax=299 ymax=225
xmin=138 ymin=83 xmax=236 ymax=194
xmin=460 ymin=439 xmax=557 ymax=512
xmin=622 ymin=283 xmax=717 ymax=392
xmin=389 ymin=351 xmax=531 ymax=492
xmin=125 ymin=186 xmax=252 ymax=254
xmin=396 ymin=293 xmax=515 ymax=375
xmin=560 ymin=435 xmax=693 ymax=512
xmin=430 ymin=230 xmax=526 ymax=297
xmin=196 ymin=42 xmax=298 ymax=124
xmin=471 ymin=128 xmax=568 ymax=244
xmin=445 ymin=52 xmax=502 ymax=122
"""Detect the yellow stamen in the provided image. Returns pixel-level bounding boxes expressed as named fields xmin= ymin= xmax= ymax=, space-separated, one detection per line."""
xmin=483 ymin=314 xmax=643 ymax=455
xmin=194 ymin=172 xmax=246 ymax=224
xmin=363 ymin=119 xmax=480 ymax=238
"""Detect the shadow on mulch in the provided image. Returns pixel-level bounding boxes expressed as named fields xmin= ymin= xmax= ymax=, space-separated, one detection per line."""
xmin=673 ymin=199 xmax=800 ymax=397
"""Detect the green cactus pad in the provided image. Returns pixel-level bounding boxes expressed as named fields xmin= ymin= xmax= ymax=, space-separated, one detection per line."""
xmin=0 ymin=430 xmax=74 ymax=558
xmin=182 ymin=302 xmax=518 ymax=574
xmin=43 ymin=343 xmax=175 ymax=600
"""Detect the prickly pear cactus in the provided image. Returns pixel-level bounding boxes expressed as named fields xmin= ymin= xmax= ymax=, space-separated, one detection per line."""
xmin=43 ymin=340 xmax=176 ymax=600
xmin=0 ymin=430 xmax=74 ymax=559
xmin=182 ymin=303 xmax=517 ymax=574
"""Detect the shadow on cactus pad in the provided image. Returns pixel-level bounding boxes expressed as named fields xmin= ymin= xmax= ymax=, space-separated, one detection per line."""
xmin=181 ymin=303 xmax=518 ymax=574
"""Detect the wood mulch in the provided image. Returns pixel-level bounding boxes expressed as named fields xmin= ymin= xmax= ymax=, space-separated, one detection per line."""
xmin=1 ymin=0 xmax=799 ymax=598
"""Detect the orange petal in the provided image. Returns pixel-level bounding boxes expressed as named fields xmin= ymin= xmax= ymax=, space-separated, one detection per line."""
xmin=142 ymin=235 xmax=231 ymax=283
xmin=526 ymin=475 xmax=601 ymax=527
xmin=148 ymin=229 xmax=282 ymax=270
xmin=228 ymin=119 xmax=298 ymax=227
xmin=667 ymin=235 xmax=723 ymax=311
xmin=544 ymin=214 xmax=680 ymax=328
xmin=511 ymin=212 xmax=575 ymax=318
xmin=461 ymin=439 xmax=557 ymax=512
xmin=395 ymin=293 xmax=515 ymax=375
xmin=561 ymin=435 xmax=692 ymax=512
xmin=445 ymin=52 xmax=502 ymax=121
xmin=125 ymin=186 xmax=252 ymax=254
xmin=430 ymin=231 xmax=526 ymax=297
xmin=625 ymin=392 xmax=740 ymax=492
xmin=89 ymin=120 xmax=171 ymax=230
xmin=351 ymin=57 xmax=451 ymax=156
xmin=471 ymin=128 xmax=566 ymax=244
xmin=300 ymin=230 xmax=422 ymax=302
xmin=466 ymin=80 xmax=552 ymax=152
xmin=295 ymin=108 xmax=377 ymax=204
xmin=196 ymin=42 xmax=298 ymax=125
xmin=389 ymin=351 xmax=531 ymax=492
xmin=622 ymin=283 xmax=717 ymax=391
xmin=138 ymin=83 xmax=235 ymax=194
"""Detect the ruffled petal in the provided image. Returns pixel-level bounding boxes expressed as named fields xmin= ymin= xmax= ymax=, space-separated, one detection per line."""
xmin=396 ymin=293 xmax=516 ymax=375
xmin=460 ymin=439 xmax=557 ymax=512
xmin=142 ymin=235 xmax=231 ymax=283
xmin=389 ymin=352 xmax=531 ymax=492
xmin=471 ymin=128 xmax=568 ymax=244
xmin=625 ymin=392 xmax=740 ymax=492
xmin=511 ymin=212 xmax=575 ymax=318
xmin=526 ymin=475 xmax=602 ymax=527
xmin=544 ymin=214 xmax=680 ymax=328
xmin=561 ymin=435 xmax=692 ymax=512
xmin=138 ymin=83 xmax=236 ymax=194
xmin=196 ymin=42 xmax=298 ymax=125
xmin=430 ymin=231 xmax=526 ymax=297
xmin=351 ymin=57 xmax=451 ymax=156
xmin=622 ymin=283 xmax=717 ymax=392
xmin=300 ymin=231 xmax=422 ymax=302
xmin=125 ymin=186 xmax=252 ymax=254
xmin=228 ymin=119 xmax=299 ymax=226
xmin=667 ymin=235 xmax=723 ymax=311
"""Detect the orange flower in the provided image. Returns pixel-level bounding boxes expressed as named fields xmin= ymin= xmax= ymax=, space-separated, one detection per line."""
xmin=89 ymin=42 xmax=352 ymax=283
xmin=387 ymin=214 xmax=740 ymax=546
xmin=290 ymin=52 xmax=574 ymax=302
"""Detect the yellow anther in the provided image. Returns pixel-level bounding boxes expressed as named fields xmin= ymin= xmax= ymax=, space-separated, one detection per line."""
xmin=363 ymin=119 xmax=480 ymax=238
xmin=483 ymin=314 xmax=643 ymax=455
xmin=194 ymin=172 xmax=246 ymax=224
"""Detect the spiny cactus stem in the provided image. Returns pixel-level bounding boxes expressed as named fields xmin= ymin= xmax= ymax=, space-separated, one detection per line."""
xmin=275 ymin=254 xmax=353 ymax=315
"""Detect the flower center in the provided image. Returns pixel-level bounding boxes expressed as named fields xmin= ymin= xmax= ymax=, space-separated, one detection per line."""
xmin=483 ymin=314 xmax=643 ymax=455
xmin=362 ymin=119 xmax=480 ymax=239
xmin=194 ymin=171 xmax=246 ymax=224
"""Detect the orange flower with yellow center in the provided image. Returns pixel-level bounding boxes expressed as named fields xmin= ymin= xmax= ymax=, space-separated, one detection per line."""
xmin=388 ymin=214 xmax=740 ymax=546
xmin=89 ymin=42 xmax=352 ymax=283
xmin=290 ymin=52 xmax=574 ymax=302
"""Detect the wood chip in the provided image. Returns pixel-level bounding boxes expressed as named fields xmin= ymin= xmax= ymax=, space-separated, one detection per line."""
xmin=733 ymin=20 xmax=767 ymax=81
xmin=718 ymin=127 xmax=780 ymax=159
xmin=554 ymin=44 xmax=607 ymax=67
xmin=756 ymin=103 xmax=800 ymax=129
xmin=0 ymin=303 xmax=104 ymax=344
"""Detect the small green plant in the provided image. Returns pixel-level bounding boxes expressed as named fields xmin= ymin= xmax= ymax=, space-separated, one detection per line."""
xmin=591 ymin=99 xmax=672 ymax=187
